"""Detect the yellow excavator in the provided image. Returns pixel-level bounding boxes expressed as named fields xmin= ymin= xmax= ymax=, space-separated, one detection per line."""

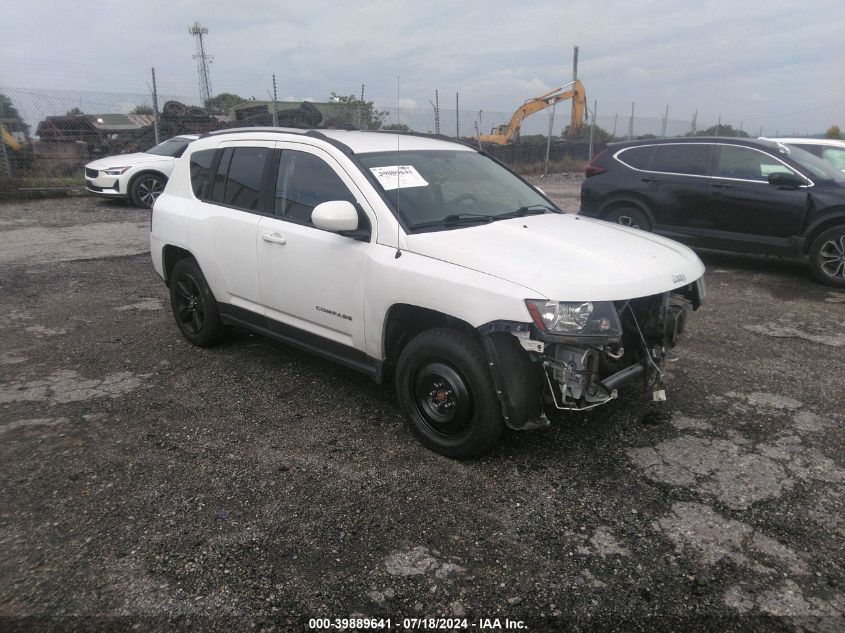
xmin=476 ymin=80 xmax=586 ymax=145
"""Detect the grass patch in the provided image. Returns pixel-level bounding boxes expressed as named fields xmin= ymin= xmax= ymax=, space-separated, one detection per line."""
xmin=16 ymin=174 xmax=84 ymax=189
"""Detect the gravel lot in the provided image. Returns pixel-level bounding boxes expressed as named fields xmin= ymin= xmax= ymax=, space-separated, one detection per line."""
xmin=1 ymin=181 xmax=843 ymax=632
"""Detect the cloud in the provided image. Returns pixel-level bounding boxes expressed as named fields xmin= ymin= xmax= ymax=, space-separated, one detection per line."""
xmin=2 ymin=0 xmax=844 ymax=133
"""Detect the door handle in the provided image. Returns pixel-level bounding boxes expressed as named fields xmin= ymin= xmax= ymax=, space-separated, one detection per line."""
xmin=712 ymin=183 xmax=733 ymax=189
xmin=261 ymin=232 xmax=287 ymax=244
xmin=641 ymin=177 xmax=659 ymax=183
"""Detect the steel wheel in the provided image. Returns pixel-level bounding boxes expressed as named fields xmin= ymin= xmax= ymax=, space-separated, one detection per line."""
xmin=818 ymin=234 xmax=845 ymax=281
xmin=395 ymin=328 xmax=504 ymax=459
xmin=172 ymin=273 xmax=205 ymax=336
xmin=412 ymin=362 xmax=474 ymax=439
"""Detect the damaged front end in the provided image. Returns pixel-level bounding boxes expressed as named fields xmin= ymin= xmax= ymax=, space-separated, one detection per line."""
xmin=479 ymin=277 xmax=705 ymax=430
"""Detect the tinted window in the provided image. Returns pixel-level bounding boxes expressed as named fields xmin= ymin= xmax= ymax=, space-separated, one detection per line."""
xmin=211 ymin=148 xmax=233 ymax=202
xmin=189 ymin=149 xmax=215 ymax=199
xmin=274 ymin=151 xmax=355 ymax=224
xmin=652 ymin=144 xmax=711 ymax=176
xmin=715 ymin=146 xmax=792 ymax=181
xmin=617 ymin=146 xmax=654 ymax=170
xmin=223 ymin=147 xmax=269 ymax=210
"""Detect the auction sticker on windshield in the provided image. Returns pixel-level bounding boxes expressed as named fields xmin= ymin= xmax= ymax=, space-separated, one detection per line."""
xmin=369 ymin=165 xmax=429 ymax=191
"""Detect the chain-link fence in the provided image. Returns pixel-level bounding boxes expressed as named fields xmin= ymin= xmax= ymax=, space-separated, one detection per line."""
xmin=1 ymin=83 xmax=749 ymax=186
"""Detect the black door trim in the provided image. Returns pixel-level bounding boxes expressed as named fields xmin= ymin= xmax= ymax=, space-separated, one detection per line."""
xmin=218 ymin=303 xmax=383 ymax=383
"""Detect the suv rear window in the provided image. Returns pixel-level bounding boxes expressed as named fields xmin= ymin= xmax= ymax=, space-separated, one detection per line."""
xmin=616 ymin=146 xmax=655 ymax=170
xmin=652 ymin=144 xmax=710 ymax=176
xmin=223 ymin=147 xmax=269 ymax=210
xmin=190 ymin=149 xmax=215 ymax=199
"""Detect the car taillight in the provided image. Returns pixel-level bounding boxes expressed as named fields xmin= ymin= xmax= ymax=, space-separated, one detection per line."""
xmin=585 ymin=151 xmax=607 ymax=178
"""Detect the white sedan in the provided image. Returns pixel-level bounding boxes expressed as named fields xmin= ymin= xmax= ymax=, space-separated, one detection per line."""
xmin=84 ymin=135 xmax=198 ymax=208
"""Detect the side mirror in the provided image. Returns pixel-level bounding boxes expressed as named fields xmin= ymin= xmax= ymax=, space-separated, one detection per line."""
xmin=312 ymin=200 xmax=359 ymax=232
xmin=768 ymin=172 xmax=805 ymax=188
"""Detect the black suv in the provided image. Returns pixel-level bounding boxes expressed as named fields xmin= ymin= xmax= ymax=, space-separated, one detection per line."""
xmin=579 ymin=137 xmax=845 ymax=287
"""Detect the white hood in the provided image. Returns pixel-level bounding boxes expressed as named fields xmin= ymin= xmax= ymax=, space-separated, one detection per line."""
xmin=404 ymin=214 xmax=705 ymax=301
xmin=86 ymin=153 xmax=172 ymax=169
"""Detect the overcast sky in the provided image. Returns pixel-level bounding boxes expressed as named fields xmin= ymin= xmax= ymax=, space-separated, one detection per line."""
xmin=3 ymin=0 xmax=844 ymax=134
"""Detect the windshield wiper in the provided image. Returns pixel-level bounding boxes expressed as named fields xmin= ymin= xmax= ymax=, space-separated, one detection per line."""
xmin=496 ymin=204 xmax=556 ymax=219
xmin=411 ymin=213 xmax=495 ymax=229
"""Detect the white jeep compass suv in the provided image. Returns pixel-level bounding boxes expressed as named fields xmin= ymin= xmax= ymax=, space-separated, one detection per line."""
xmin=150 ymin=128 xmax=705 ymax=458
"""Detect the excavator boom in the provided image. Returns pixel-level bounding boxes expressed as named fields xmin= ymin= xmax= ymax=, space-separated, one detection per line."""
xmin=477 ymin=80 xmax=586 ymax=145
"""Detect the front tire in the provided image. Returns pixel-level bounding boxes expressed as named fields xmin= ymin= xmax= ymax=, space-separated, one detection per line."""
xmin=169 ymin=258 xmax=228 ymax=347
xmin=129 ymin=173 xmax=166 ymax=208
xmin=604 ymin=207 xmax=651 ymax=231
xmin=395 ymin=328 xmax=504 ymax=459
xmin=809 ymin=225 xmax=845 ymax=288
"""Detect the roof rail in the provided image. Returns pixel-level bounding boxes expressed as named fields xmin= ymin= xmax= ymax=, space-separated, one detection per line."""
xmin=371 ymin=129 xmax=477 ymax=149
xmin=196 ymin=126 xmax=354 ymax=155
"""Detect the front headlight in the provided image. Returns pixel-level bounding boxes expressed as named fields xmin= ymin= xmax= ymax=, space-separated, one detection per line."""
xmin=525 ymin=299 xmax=621 ymax=337
xmin=103 ymin=166 xmax=131 ymax=175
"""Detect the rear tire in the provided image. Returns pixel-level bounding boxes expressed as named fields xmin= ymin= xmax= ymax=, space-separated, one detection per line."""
xmin=395 ymin=328 xmax=504 ymax=459
xmin=604 ymin=207 xmax=651 ymax=231
xmin=169 ymin=258 xmax=228 ymax=347
xmin=809 ymin=225 xmax=845 ymax=288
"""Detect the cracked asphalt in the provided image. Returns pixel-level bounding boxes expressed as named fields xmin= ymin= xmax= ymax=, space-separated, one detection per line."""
xmin=0 ymin=182 xmax=843 ymax=632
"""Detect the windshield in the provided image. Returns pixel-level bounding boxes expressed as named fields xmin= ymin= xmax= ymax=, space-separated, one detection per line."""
xmin=146 ymin=137 xmax=192 ymax=158
xmin=357 ymin=150 xmax=558 ymax=231
xmin=778 ymin=144 xmax=845 ymax=183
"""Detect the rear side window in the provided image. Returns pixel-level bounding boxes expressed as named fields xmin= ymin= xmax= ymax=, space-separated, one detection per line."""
xmin=616 ymin=146 xmax=655 ymax=170
xmin=189 ymin=149 xmax=215 ymax=199
xmin=223 ymin=147 xmax=269 ymax=210
xmin=274 ymin=150 xmax=355 ymax=224
xmin=652 ymin=144 xmax=711 ymax=176
xmin=211 ymin=148 xmax=233 ymax=202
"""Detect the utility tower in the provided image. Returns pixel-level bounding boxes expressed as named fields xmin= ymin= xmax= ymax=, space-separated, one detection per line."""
xmin=189 ymin=21 xmax=213 ymax=102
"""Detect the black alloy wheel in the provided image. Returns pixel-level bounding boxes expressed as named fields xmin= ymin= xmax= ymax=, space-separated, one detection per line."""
xmin=168 ymin=258 xmax=228 ymax=346
xmin=173 ymin=273 xmax=206 ymax=336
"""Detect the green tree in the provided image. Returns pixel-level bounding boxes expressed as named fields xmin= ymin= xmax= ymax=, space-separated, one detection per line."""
xmin=66 ymin=107 xmax=84 ymax=116
xmin=687 ymin=123 xmax=748 ymax=138
xmin=130 ymin=104 xmax=154 ymax=115
xmin=0 ymin=94 xmax=33 ymax=175
xmin=563 ymin=123 xmax=615 ymax=143
xmin=204 ymin=93 xmax=246 ymax=114
xmin=382 ymin=123 xmax=410 ymax=132
xmin=0 ymin=93 xmax=30 ymax=135
xmin=519 ymin=134 xmax=549 ymax=145
xmin=327 ymin=93 xmax=387 ymax=130
xmin=825 ymin=125 xmax=841 ymax=139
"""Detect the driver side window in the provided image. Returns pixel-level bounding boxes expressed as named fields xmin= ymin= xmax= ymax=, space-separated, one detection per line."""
xmin=274 ymin=150 xmax=356 ymax=225
xmin=716 ymin=146 xmax=792 ymax=181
